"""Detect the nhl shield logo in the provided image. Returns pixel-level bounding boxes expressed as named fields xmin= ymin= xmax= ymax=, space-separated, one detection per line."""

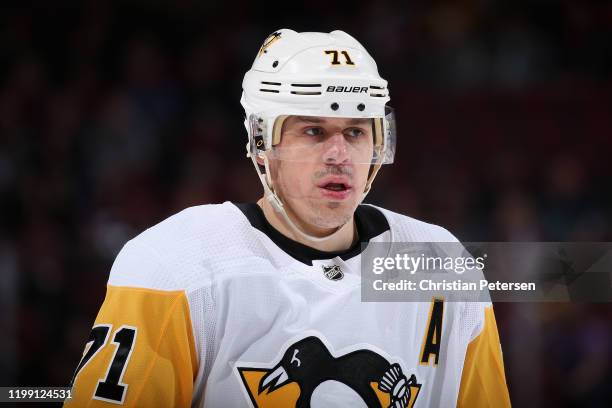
xmin=322 ymin=265 xmax=343 ymax=281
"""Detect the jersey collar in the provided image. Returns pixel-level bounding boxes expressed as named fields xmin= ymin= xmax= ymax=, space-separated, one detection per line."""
xmin=233 ymin=202 xmax=389 ymax=266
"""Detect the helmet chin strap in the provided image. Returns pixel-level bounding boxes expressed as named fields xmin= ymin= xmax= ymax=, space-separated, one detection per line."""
xmin=247 ymin=144 xmax=367 ymax=243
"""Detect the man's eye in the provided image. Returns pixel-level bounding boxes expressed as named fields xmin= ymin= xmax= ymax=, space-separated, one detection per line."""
xmin=346 ymin=128 xmax=365 ymax=138
xmin=304 ymin=127 xmax=323 ymax=136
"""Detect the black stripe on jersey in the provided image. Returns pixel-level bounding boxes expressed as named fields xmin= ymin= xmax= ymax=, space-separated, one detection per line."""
xmin=233 ymin=202 xmax=389 ymax=266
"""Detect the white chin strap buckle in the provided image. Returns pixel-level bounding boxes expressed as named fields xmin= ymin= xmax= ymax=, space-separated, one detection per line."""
xmin=266 ymin=189 xmax=284 ymax=213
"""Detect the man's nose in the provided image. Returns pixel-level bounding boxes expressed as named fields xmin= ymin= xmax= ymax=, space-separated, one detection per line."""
xmin=322 ymin=132 xmax=350 ymax=164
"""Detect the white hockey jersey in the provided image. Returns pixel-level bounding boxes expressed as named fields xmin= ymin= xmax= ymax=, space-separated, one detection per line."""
xmin=66 ymin=202 xmax=510 ymax=407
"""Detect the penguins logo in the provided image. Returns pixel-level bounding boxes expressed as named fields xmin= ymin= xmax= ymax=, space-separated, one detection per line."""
xmin=236 ymin=336 xmax=421 ymax=408
xmin=258 ymin=31 xmax=282 ymax=56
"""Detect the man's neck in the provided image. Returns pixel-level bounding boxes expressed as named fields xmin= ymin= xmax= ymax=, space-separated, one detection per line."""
xmin=257 ymin=198 xmax=357 ymax=252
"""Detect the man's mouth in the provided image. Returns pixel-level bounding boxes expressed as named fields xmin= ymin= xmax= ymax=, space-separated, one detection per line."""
xmin=317 ymin=177 xmax=353 ymax=200
xmin=322 ymin=182 xmax=348 ymax=192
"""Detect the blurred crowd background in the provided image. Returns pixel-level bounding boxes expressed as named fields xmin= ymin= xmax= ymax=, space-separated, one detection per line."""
xmin=1 ymin=0 xmax=611 ymax=406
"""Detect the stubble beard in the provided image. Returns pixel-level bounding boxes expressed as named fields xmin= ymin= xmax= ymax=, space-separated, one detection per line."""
xmin=274 ymin=163 xmax=360 ymax=230
xmin=301 ymin=197 xmax=354 ymax=229
xmin=308 ymin=165 xmax=357 ymax=229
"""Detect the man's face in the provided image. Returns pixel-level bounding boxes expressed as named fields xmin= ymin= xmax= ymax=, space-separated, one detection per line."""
xmin=266 ymin=115 xmax=374 ymax=231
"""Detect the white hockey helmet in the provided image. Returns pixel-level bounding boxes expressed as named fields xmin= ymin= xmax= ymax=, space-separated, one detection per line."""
xmin=241 ymin=29 xmax=395 ymax=241
xmin=241 ymin=29 xmax=396 ymax=166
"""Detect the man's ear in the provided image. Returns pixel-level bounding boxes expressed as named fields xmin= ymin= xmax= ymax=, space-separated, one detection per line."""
xmin=255 ymin=153 xmax=265 ymax=166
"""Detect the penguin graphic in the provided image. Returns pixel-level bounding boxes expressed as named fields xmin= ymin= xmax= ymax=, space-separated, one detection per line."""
xmin=237 ymin=336 xmax=421 ymax=408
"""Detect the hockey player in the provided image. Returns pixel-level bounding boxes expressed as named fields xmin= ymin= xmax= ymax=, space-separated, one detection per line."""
xmin=66 ymin=29 xmax=510 ymax=407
